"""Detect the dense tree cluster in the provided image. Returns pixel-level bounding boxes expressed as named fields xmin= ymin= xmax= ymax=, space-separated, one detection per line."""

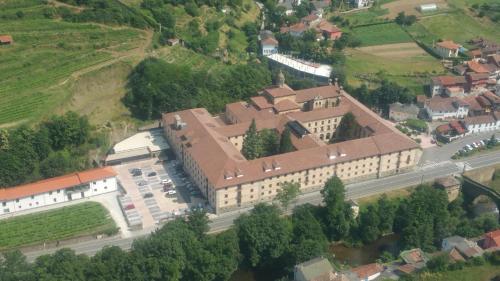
xmin=0 ymin=112 xmax=98 ymax=188
xmin=333 ymin=112 xmax=359 ymax=142
xmin=351 ymin=80 xmax=414 ymax=115
xmin=241 ymin=121 xmax=294 ymax=160
xmin=395 ymin=12 xmax=417 ymax=26
xmin=124 ymin=58 xmax=272 ymax=119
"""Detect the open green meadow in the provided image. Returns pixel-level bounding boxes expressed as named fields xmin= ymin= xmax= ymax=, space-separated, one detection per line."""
xmin=0 ymin=202 xmax=116 ymax=250
xmin=345 ymin=47 xmax=446 ymax=95
xmin=351 ymin=22 xmax=412 ymax=46
xmin=0 ymin=0 xmax=146 ymax=127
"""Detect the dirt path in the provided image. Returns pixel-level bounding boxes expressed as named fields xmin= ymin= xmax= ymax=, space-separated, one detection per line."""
xmin=357 ymin=42 xmax=427 ymax=58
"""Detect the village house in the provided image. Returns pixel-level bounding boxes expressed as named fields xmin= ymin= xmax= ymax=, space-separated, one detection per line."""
xmin=463 ymin=95 xmax=486 ymax=116
xmin=482 ymin=229 xmax=500 ymax=251
xmin=260 ymin=30 xmax=279 ymax=56
xmin=466 ymin=72 xmax=493 ymax=93
xmin=281 ymin=14 xmax=342 ymax=41
xmin=294 ymin=257 xmax=345 ymax=281
xmin=0 ymin=35 xmax=13 ymax=45
xmin=352 ymin=0 xmax=373 ymax=8
xmin=434 ymin=40 xmax=461 ymax=58
xmin=388 ymin=102 xmax=420 ymax=122
xmin=317 ymin=20 xmax=342 ymax=40
xmin=469 ymin=38 xmax=500 ymax=58
xmin=434 ymin=176 xmax=461 ymax=202
xmin=347 ymin=263 xmax=384 ymax=281
xmin=435 ymin=120 xmax=466 ymax=143
xmin=442 ymin=236 xmax=484 ymax=259
xmin=424 ymin=96 xmax=469 ymax=121
xmin=0 ymin=167 xmax=117 ymax=215
xmin=430 ymin=76 xmax=467 ymax=97
xmin=463 ymin=114 xmax=499 ymax=134
xmin=163 ymin=76 xmax=421 ymax=213
xmin=397 ymin=248 xmax=429 ymax=275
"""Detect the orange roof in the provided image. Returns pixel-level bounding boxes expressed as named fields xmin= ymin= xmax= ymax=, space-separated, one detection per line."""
xmin=437 ymin=40 xmax=460 ymax=50
xmin=0 ymin=35 xmax=13 ymax=43
xmin=0 ymin=167 xmax=116 ymax=201
xmin=351 ymin=263 xmax=383 ymax=279
xmin=261 ymin=37 xmax=279 ymax=46
xmin=318 ymin=20 xmax=341 ymax=33
xmin=273 ymin=99 xmax=301 ymax=112
xmin=484 ymin=229 xmax=500 ymax=248
xmin=467 ymin=61 xmax=490 ymax=73
xmin=251 ymin=96 xmax=274 ymax=110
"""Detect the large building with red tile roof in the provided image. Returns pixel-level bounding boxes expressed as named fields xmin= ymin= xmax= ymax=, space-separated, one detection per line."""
xmin=0 ymin=167 xmax=117 ymax=215
xmin=163 ymin=79 xmax=421 ymax=213
xmin=435 ymin=40 xmax=460 ymax=58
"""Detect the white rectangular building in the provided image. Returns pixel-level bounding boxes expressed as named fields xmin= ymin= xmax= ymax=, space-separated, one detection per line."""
xmin=0 ymin=167 xmax=117 ymax=215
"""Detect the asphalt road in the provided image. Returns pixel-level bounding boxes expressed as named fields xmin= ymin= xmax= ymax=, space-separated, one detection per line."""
xmin=22 ymin=138 xmax=500 ymax=262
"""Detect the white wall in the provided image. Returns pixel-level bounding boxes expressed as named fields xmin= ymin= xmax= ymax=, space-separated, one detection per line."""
xmin=466 ymin=122 xmax=498 ymax=134
xmin=0 ymin=177 xmax=117 ymax=215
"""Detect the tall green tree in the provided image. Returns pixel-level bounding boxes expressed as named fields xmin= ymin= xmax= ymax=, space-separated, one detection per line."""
xmin=335 ymin=112 xmax=358 ymax=142
xmin=187 ymin=209 xmax=210 ymax=239
xmin=43 ymin=111 xmax=90 ymax=150
xmin=275 ymin=182 xmax=300 ymax=210
xmin=377 ymin=194 xmax=397 ymax=235
xmin=235 ymin=204 xmax=292 ymax=268
xmin=290 ymin=205 xmax=328 ymax=263
xmin=241 ymin=119 xmax=262 ymax=160
xmin=321 ymin=176 xmax=353 ymax=241
xmin=0 ymin=250 xmax=34 ymax=281
xmin=279 ymin=127 xmax=294 ymax=153
xmin=358 ymin=204 xmax=381 ymax=243
xmin=260 ymin=129 xmax=280 ymax=157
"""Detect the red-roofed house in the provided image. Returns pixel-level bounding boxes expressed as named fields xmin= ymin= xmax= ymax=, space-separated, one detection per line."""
xmin=435 ymin=40 xmax=461 ymax=58
xmin=349 ymin=263 xmax=384 ymax=281
xmin=317 ymin=20 xmax=342 ymax=40
xmin=0 ymin=35 xmax=13 ymax=45
xmin=466 ymin=72 xmax=490 ymax=92
xmin=430 ymin=76 xmax=466 ymax=96
xmin=483 ymin=229 xmax=500 ymax=250
xmin=0 ymin=167 xmax=117 ymax=215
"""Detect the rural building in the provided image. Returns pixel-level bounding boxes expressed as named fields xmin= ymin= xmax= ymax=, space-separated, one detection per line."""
xmin=434 ymin=176 xmax=461 ymax=202
xmin=0 ymin=167 xmax=117 ymax=215
xmin=260 ymin=30 xmax=279 ymax=56
xmin=430 ymin=76 xmax=467 ymax=96
xmin=469 ymin=38 xmax=500 ymax=59
xmin=397 ymin=248 xmax=429 ymax=274
xmin=166 ymin=38 xmax=180 ymax=46
xmin=352 ymin=0 xmax=372 ymax=8
xmin=389 ymin=102 xmax=420 ymax=122
xmin=163 ymin=79 xmax=421 ymax=213
xmin=435 ymin=40 xmax=460 ymax=58
xmin=0 ymin=35 xmax=13 ymax=45
xmin=277 ymin=0 xmax=296 ymax=15
xmin=311 ymin=0 xmax=331 ymax=18
xmin=105 ymin=129 xmax=170 ymax=165
xmin=466 ymin=72 xmax=491 ymax=92
xmin=435 ymin=121 xmax=466 ymax=143
xmin=348 ymin=263 xmax=383 ymax=281
xmin=317 ymin=20 xmax=342 ymax=40
xmin=294 ymin=257 xmax=340 ymax=281
xmin=419 ymin=4 xmax=437 ymax=12
xmin=267 ymin=53 xmax=332 ymax=83
xmin=442 ymin=236 xmax=484 ymax=259
xmin=463 ymin=114 xmax=499 ymax=134
xmin=424 ymin=96 xmax=469 ymax=121
xmin=482 ymin=229 xmax=500 ymax=250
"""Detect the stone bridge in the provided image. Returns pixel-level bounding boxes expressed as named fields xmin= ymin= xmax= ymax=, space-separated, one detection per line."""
xmin=461 ymin=171 xmax=500 ymax=217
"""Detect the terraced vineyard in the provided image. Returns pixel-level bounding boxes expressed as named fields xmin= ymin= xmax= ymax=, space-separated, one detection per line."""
xmin=0 ymin=0 xmax=145 ymax=126
xmin=0 ymin=202 xmax=116 ymax=250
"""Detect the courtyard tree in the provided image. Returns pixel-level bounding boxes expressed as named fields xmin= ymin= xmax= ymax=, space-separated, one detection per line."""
xmin=334 ymin=112 xmax=358 ymax=142
xmin=260 ymin=129 xmax=280 ymax=157
xmin=279 ymin=127 xmax=294 ymax=153
xmin=241 ymin=119 xmax=262 ymax=160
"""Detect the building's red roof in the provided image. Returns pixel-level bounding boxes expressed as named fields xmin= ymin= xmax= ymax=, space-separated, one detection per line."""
xmin=350 ymin=263 xmax=383 ymax=279
xmin=0 ymin=35 xmax=13 ymax=43
xmin=0 ymin=167 xmax=116 ymax=201
xmin=484 ymin=229 xmax=500 ymax=249
xmin=449 ymin=120 xmax=465 ymax=134
xmin=437 ymin=40 xmax=460 ymax=50
xmin=467 ymin=61 xmax=490 ymax=73
xmin=261 ymin=37 xmax=279 ymax=46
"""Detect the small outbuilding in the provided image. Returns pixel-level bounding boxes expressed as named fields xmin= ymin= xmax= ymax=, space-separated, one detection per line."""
xmin=420 ymin=4 xmax=438 ymax=12
xmin=0 ymin=35 xmax=13 ymax=45
xmin=166 ymin=38 xmax=180 ymax=46
xmin=434 ymin=176 xmax=461 ymax=202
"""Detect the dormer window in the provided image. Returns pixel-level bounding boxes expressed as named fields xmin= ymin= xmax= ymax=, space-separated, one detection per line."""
xmin=338 ymin=147 xmax=346 ymax=157
xmin=272 ymin=160 xmax=281 ymax=170
xmin=224 ymin=170 xmax=233 ymax=180
xmin=263 ymin=162 xmax=272 ymax=172
xmin=327 ymin=148 xmax=337 ymax=160
xmin=235 ymin=168 xmax=244 ymax=178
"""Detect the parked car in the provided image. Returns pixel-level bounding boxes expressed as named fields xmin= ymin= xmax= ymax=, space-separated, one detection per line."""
xmin=138 ymin=181 xmax=147 ymax=186
xmin=161 ymin=179 xmax=172 ymax=184
xmin=166 ymin=190 xmax=177 ymax=195
xmin=132 ymin=170 xmax=142 ymax=176
xmin=147 ymin=172 xmax=157 ymax=177
xmin=124 ymin=203 xmax=135 ymax=210
xmin=143 ymin=192 xmax=154 ymax=198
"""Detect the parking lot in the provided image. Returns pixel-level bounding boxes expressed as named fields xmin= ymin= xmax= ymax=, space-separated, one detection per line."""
xmin=114 ymin=158 xmax=208 ymax=230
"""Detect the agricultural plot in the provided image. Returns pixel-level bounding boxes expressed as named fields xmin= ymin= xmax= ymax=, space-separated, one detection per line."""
xmin=0 ymin=202 xmax=116 ymax=250
xmin=380 ymin=0 xmax=449 ymax=18
xmin=345 ymin=46 xmax=446 ymax=95
xmin=351 ymin=22 xmax=412 ymax=46
xmin=157 ymin=45 xmax=220 ymax=72
xmin=0 ymin=1 xmax=145 ymax=126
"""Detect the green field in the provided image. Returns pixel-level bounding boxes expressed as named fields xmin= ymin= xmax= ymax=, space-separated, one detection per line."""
xmin=0 ymin=202 xmax=116 ymax=250
xmin=351 ymin=22 xmax=412 ymax=46
xmin=345 ymin=48 xmax=446 ymax=94
xmin=0 ymin=0 xmax=145 ymax=127
xmin=410 ymin=264 xmax=500 ymax=281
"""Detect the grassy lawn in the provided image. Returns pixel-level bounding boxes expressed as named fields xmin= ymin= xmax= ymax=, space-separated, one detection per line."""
xmin=344 ymin=48 xmax=446 ymax=94
xmin=351 ymin=22 xmax=412 ymax=46
xmin=0 ymin=0 xmax=145 ymax=127
xmin=410 ymin=264 xmax=500 ymax=281
xmin=157 ymin=45 xmax=221 ymax=72
xmin=407 ymin=3 xmax=500 ymax=47
xmin=0 ymin=202 xmax=116 ymax=250
xmin=357 ymin=186 xmax=415 ymax=207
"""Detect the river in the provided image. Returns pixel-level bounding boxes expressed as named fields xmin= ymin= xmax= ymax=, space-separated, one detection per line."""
xmin=229 ymin=234 xmax=400 ymax=281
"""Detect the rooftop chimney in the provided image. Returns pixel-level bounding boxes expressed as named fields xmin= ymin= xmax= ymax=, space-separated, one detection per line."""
xmin=174 ymin=114 xmax=187 ymax=130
